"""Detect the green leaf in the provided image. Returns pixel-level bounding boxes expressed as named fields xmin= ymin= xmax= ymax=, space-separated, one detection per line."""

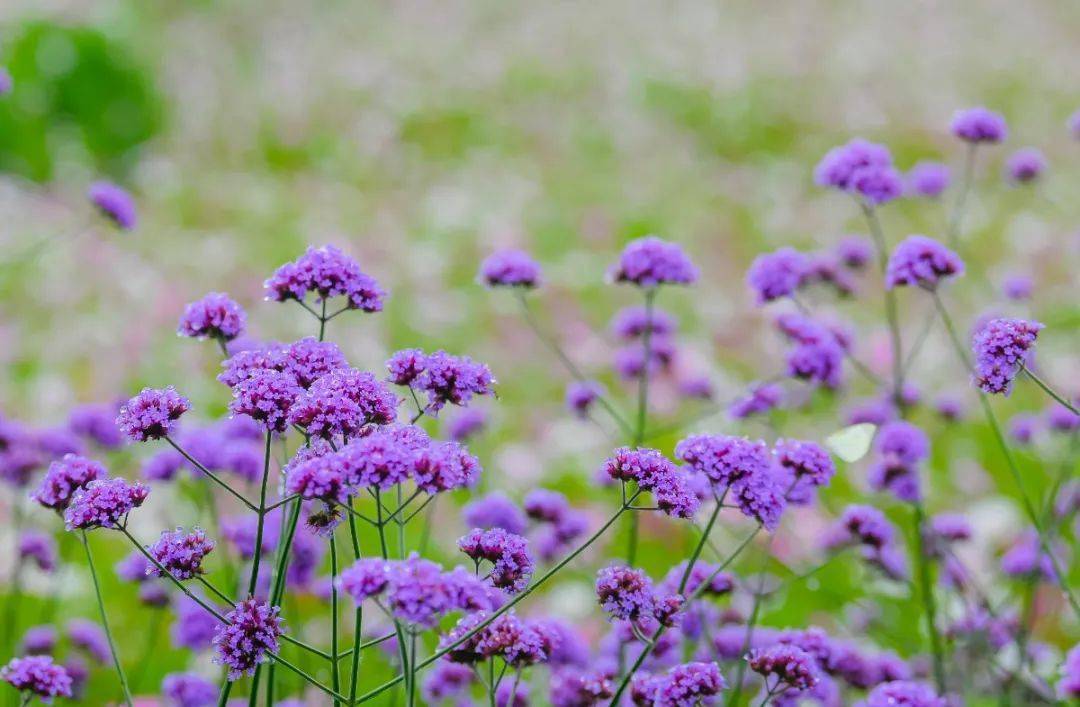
xmin=825 ymin=423 xmax=877 ymax=463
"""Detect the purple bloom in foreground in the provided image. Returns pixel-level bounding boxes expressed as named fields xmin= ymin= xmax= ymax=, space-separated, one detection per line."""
xmin=746 ymin=247 xmax=809 ymax=304
xmin=651 ymin=661 xmax=726 ymax=706
xmin=162 ymin=671 xmax=217 ymax=707
xmin=117 ymin=387 xmax=191 ymax=442
xmin=265 ymin=244 xmax=386 ymax=312
xmin=31 ymin=454 xmax=106 ymax=511
xmin=1 ymin=655 xmax=72 ymax=703
xmin=63 ymin=477 xmax=149 ymax=530
xmin=385 ymin=554 xmax=453 ymax=627
xmin=907 ymin=161 xmax=950 ymax=198
xmin=287 ymin=367 xmax=397 ymax=438
xmin=1058 ymin=644 xmax=1080 ymax=699
xmin=18 ymin=531 xmax=57 ymax=572
xmin=857 ymin=680 xmax=946 ymax=707
xmin=178 ymin=292 xmax=247 ymax=342
xmin=88 ymin=181 xmax=137 ymax=230
xmin=885 ymin=235 xmax=964 ymax=290
xmin=415 ymin=350 xmax=495 ymax=413
xmin=339 ymin=558 xmax=391 ymax=602
xmin=280 ymin=338 xmax=349 ymax=389
xmin=951 ymin=107 xmax=1008 ymax=144
xmin=1005 ymin=147 xmax=1046 ymax=184
xmin=213 ymin=599 xmax=284 ymax=680
xmin=972 ymin=318 xmax=1043 ymax=395
xmin=608 ymin=236 xmax=698 ymax=288
xmin=675 ymin=434 xmax=770 ymax=488
xmin=748 ymin=644 xmax=819 ymax=692
xmin=285 ymin=451 xmax=351 ymax=505
xmin=229 ymin=368 xmax=302 ymax=432
xmin=458 ymin=527 xmax=534 ymax=593
xmin=386 ymin=348 xmax=427 ymax=387
xmin=479 ymin=249 xmax=543 ymax=288
xmin=412 ymin=439 xmax=480 ymax=494
xmin=148 ymin=527 xmax=215 ymax=580
xmin=595 ymin=565 xmax=655 ymax=622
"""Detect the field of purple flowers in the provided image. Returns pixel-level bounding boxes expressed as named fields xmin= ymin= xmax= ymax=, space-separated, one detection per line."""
xmin=2 ymin=3 xmax=1080 ymax=707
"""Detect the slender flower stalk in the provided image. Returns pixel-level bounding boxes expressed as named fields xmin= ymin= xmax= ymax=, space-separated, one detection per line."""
xmin=248 ymin=432 xmax=274 ymax=597
xmin=948 ymin=143 xmax=978 ymax=247
xmin=725 ymin=532 xmax=777 ymax=707
xmin=165 ymin=436 xmax=258 ymax=511
xmin=860 ymin=201 xmax=903 ymax=403
xmin=1021 ymin=365 xmax=1079 ymax=415
xmin=913 ymin=501 xmax=947 ymax=693
xmin=329 ymin=535 xmax=341 ymax=707
xmin=79 ymin=531 xmax=133 ymax=707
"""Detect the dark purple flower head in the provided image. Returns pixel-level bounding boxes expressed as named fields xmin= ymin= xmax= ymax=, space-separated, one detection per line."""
xmin=67 ymin=619 xmax=110 ymax=663
xmin=652 ymin=661 xmax=726 ymax=706
xmin=413 ymin=439 xmax=480 ymax=494
xmin=229 ymin=368 xmax=302 ymax=432
xmin=1 ymin=655 xmax=72 ymax=702
xmin=386 ymin=348 xmax=427 ymax=387
xmin=729 ymin=472 xmax=787 ymax=530
xmin=68 ymin=403 xmax=124 ymax=449
xmin=35 ymin=427 xmax=84 ymax=458
xmin=907 ymin=161 xmax=950 ymax=198
xmin=288 ymin=368 xmax=397 ymax=438
xmin=218 ymin=343 xmax=287 ymax=388
xmin=814 ymin=138 xmax=892 ymax=191
xmin=835 ymin=235 xmax=873 ymax=269
xmin=18 ymin=531 xmax=57 ymax=572
xmin=480 ymin=249 xmax=543 ymax=288
xmin=773 ymin=439 xmax=835 ymax=488
xmin=265 ymin=245 xmax=386 ymax=312
xmin=463 ymin=492 xmax=527 ymax=534
xmin=88 ymin=181 xmax=137 ymax=230
xmin=851 ymin=165 xmax=904 ymax=205
xmin=611 ymin=305 xmax=677 ymax=340
xmin=1006 ymin=147 xmax=1046 ymax=184
xmin=746 ymin=248 xmax=809 ymax=305
xmin=447 ymin=407 xmax=487 ymax=442
xmin=748 ymin=644 xmax=820 ymax=692
xmin=951 ymin=107 xmax=1008 ymax=144
xmin=339 ymin=558 xmax=391 ymax=602
xmin=458 ymin=527 xmax=534 ymax=593
xmin=178 ymin=293 xmax=246 ymax=342
xmin=280 ymin=338 xmax=349 ymax=388
xmin=117 ymin=387 xmax=191 ymax=442
xmin=728 ymin=382 xmax=783 ymax=420
xmin=31 ymin=454 xmax=106 ymax=511
xmin=602 ymin=447 xmax=678 ymax=490
xmin=1058 ymin=644 xmax=1080 ymax=699
xmin=608 ymin=236 xmax=699 ymax=288
xmin=885 ymin=236 xmax=964 ymax=290
xmin=857 ymin=680 xmax=946 ymax=707
xmin=148 ymin=527 xmax=215 ymax=580
xmin=161 ymin=671 xmax=217 ymax=707
xmin=385 ymin=554 xmax=453 ymax=627
xmin=596 ymin=565 xmax=655 ymax=622
xmin=63 ymin=477 xmax=149 ymax=530
xmin=213 ymin=599 xmax=284 ymax=680
xmin=171 ymin=597 xmax=218 ymax=652
xmin=415 ymin=351 xmax=494 ymax=413
xmin=675 ymin=434 xmax=770 ymax=488
xmin=972 ymin=318 xmax=1042 ymax=395
xmin=20 ymin=626 xmax=57 ymax=656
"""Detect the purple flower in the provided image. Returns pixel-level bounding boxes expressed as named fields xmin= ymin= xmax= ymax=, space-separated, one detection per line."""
xmin=1 ymin=655 xmax=72 ymax=702
xmin=675 ymin=435 xmax=769 ymax=488
xmin=171 ymin=597 xmax=219 ymax=651
xmin=20 ymin=626 xmax=57 ymax=656
xmin=117 ymin=387 xmax=190 ymax=442
xmin=162 ymin=672 xmax=217 ymax=707
xmin=287 ymin=368 xmax=398 ymax=439
xmin=142 ymin=448 xmax=186 ymax=482
xmin=613 ymin=337 xmax=677 ymax=380
xmin=611 ymin=305 xmax=677 ymax=340
xmin=933 ymin=395 xmax=964 ymax=422
xmin=280 ymin=338 xmax=349 ymax=388
xmin=285 ymin=451 xmax=351 ymax=504
xmin=1046 ymin=402 xmax=1080 ymax=432
xmin=265 ymin=244 xmax=387 ymax=312
xmin=67 ymin=619 xmax=110 ymax=663
xmin=213 ymin=599 xmax=284 ymax=680
xmin=1058 ymin=644 xmax=1080 ymax=699
xmin=851 ymin=165 xmax=904 ymax=205
xmin=148 ymin=527 xmax=215 ymax=580
xmin=218 ymin=343 xmax=287 ymax=388
xmin=868 ymin=422 xmax=928 ymax=503
xmin=1006 ymin=147 xmax=1046 ymax=184
xmin=475 ymin=613 xmax=548 ymax=667
xmin=814 ymin=138 xmax=892 ymax=191
xmin=608 ymin=236 xmax=699 ymax=288
xmin=746 ymin=248 xmax=809 ymax=305
xmin=1000 ymin=530 xmax=1057 ymax=580
xmin=178 ymin=293 xmax=246 ymax=342
xmin=222 ymin=510 xmax=282 ymax=560
xmin=748 ymin=644 xmax=820 ymax=692
xmin=951 ymin=107 xmax=1008 ymax=144
xmin=532 ymin=619 xmax=591 ymax=668
xmin=63 ymin=477 xmax=149 ymax=530
xmin=972 ymin=318 xmax=1043 ymax=395
xmin=1002 ymin=274 xmax=1033 ymax=301
xmin=651 ymin=661 xmax=726 ymax=706
xmin=386 ymin=348 xmax=427 ymax=386
xmin=18 ymin=531 xmax=57 ymax=572
xmin=823 ymin=505 xmax=907 ymax=580
xmin=550 ymin=667 xmax=614 ymax=706
xmin=600 ymin=448 xmax=699 ymax=518
xmin=412 ymin=439 xmax=481 ymax=494
xmin=458 ymin=527 xmax=534 ymax=592
xmin=480 ymin=249 xmax=543 ymax=288
xmin=31 ymin=454 xmax=106 ymax=511
xmin=0 ymin=67 xmax=11 ymax=96
xmin=835 ymin=235 xmax=873 ymax=269
xmin=446 ymin=407 xmax=487 ymax=442
xmin=805 ymin=254 xmax=857 ymax=297
xmin=87 ymin=181 xmax=137 ymax=230
xmin=229 ymin=368 xmax=302 ymax=432
xmin=856 ymin=680 xmax=946 ymax=707
xmin=338 ymin=424 xmax=430 ymax=490
xmin=415 ymin=351 xmax=495 ymax=413
xmin=907 ymin=161 xmax=950 ymax=198
xmin=422 ymin=661 xmax=475 ymax=702
xmin=595 ymin=565 xmax=655 ymax=622
xmin=885 ymin=235 xmax=964 ymax=290
xmin=339 ymin=558 xmax=391 ymax=602
xmin=678 ymin=375 xmax=714 ymax=401
xmin=463 ymin=492 xmax=527 ymax=534
xmin=773 ymin=439 xmax=835 ymax=488
xmin=728 ymin=382 xmax=783 ymax=420
xmin=523 ymin=488 xmax=571 ymax=524
xmin=116 ymin=550 xmax=152 ymax=583
xmin=68 ymin=403 xmax=124 ymax=449
xmin=385 ymin=554 xmax=453 ymax=627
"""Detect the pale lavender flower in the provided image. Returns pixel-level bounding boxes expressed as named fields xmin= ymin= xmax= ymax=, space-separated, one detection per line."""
xmin=178 ymin=293 xmax=246 ymax=342
xmin=479 ymin=249 xmax=543 ymax=288
xmin=651 ymin=661 xmax=726 ymax=706
xmin=67 ymin=619 xmax=110 ymax=663
xmin=18 ymin=531 xmax=57 ymax=572
xmin=339 ymin=558 xmax=391 ymax=602
xmin=88 ymin=181 xmax=137 ymax=230
xmin=142 ymin=448 xmax=186 ymax=482
xmin=1009 ymin=413 xmax=1039 ymax=444
xmin=162 ymin=672 xmax=217 ymax=707
xmin=608 ymin=236 xmax=699 ymax=288
xmin=171 ymin=597 xmax=219 ymax=651
xmin=117 ymin=387 xmax=190 ymax=442
xmin=951 ymin=107 xmax=1008 ymax=144
xmin=463 ymin=492 xmax=527 ymax=534
xmin=0 ymin=67 xmax=11 ymax=96
xmin=1002 ymin=274 xmax=1033 ymax=301
xmin=856 ymin=680 xmax=946 ymax=707
xmin=446 ymin=407 xmax=487 ymax=442
xmin=729 ymin=382 xmax=783 ymax=420
xmin=885 ymin=236 xmax=964 ymax=290
xmin=746 ymin=248 xmax=809 ymax=304
xmin=550 ymin=667 xmax=614 ymax=706
xmin=1006 ymin=147 xmax=1046 ymax=184
xmin=907 ymin=161 xmax=950 ymax=198
xmin=611 ymin=305 xmax=677 ymax=340
xmin=20 ymin=626 xmax=57 ymax=656
xmin=1058 ymin=644 xmax=1080 ymax=699
xmin=67 ymin=403 xmax=124 ymax=449
xmin=835 ymin=235 xmax=873 ymax=269
xmin=422 ymin=661 xmax=475 ymax=702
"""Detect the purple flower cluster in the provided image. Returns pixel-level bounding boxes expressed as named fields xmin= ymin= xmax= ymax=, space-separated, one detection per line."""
xmin=386 ymin=349 xmax=495 ymax=413
xmin=287 ymin=367 xmax=398 ymax=438
xmin=814 ymin=138 xmax=902 ymax=205
xmin=746 ymin=247 xmax=809 ymax=304
xmin=147 ymin=527 xmax=215 ymax=580
xmin=1006 ymin=147 xmax=1047 ymax=184
xmin=63 ymin=477 xmax=149 ymax=530
xmin=67 ymin=620 xmax=110 ymax=663
xmin=856 ymin=680 xmax=946 ymax=707
xmin=611 ymin=305 xmax=677 ymax=340
xmin=228 ymin=368 xmax=302 ymax=433
xmin=951 ymin=107 xmax=1008 ymax=144
xmin=18 ymin=531 xmax=57 ymax=572
xmin=608 ymin=236 xmax=699 ymax=288
xmin=885 ymin=235 xmax=964 ymax=290
xmin=440 ymin=611 xmax=549 ymax=668
xmin=773 ymin=439 xmax=835 ymax=504
xmin=823 ymin=505 xmax=907 ymax=580
xmin=728 ymin=381 xmax=783 ymax=419
xmin=213 ymin=599 xmax=284 ymax=680
xmin=549 ymin=668 xmax=614 ymax=706
xmin=31 ymin=454 xmax=106 ymax=511
xmin=1 ymin=655 xmax=72 ymax=702
xmin=458 ymin=527 xmax=534 ymax=592
xmin=479 ymin=248 xmax=543 ymax=288
xmin=868 ymin=421 xmax=929 ymax=503
xmin=161 ymin=672 xmax=217 ymax=707
xmin=1058 ymin=644 xmax=1080 ymax=699
xmin=68 ymin=402 xmax=124 ymax=449
xmin=87 ymin=181 xmax=137 ymax=230
xmin=595 ymin=565 xmax=657 ymax=622
xmin=265 ymin=244 xmax=386 ymax=312
xmin=906 ymin=161 xmax=950 ymax=198
xmin=601 ymin=447 xmax=700 ymax=519
xmin=971 ymin=317 xmax=1043 ymax=395
xmin=774 ymin=314 xmax=845 ymax=389
xmin=117 ymin=387 xmax=191 ymax=442
xmin=220 ymin=338 xmax=348 ymax=390
xmin=178 ymin=292 xmax=247 ymax=342
xmin=674 ymin=434 xmax=787 ymax=529
xmin=636 ymin=661 xmax=726 ymax=706
xmin=748 ymin=643 xmax=820 ymax=692
xmin=339 ymin=558 xmax=391 ymax=601
xmin=523 ymin=488 xmax=588 ymax=561
xmin=463 ymin=492 xmax=527 ymax=534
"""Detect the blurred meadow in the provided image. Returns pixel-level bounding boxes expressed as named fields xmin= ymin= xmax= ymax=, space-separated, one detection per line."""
xmin=2 ymin=1 xmax=1079 ymax=704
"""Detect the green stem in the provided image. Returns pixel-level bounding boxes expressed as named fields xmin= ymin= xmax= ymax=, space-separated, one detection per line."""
xmin=80 ymin=530 xmax=133 ymax=707
xmin=248 ymin=432 xmax=274 ymax=597
xmin=2 ymin=502 xmax=24 ymax=661
xmin=947 ymin=143 xmax=978 ymax=247
xmin=861 ymin=202 xmax=903 ymax=404
xmin=166 ymin=436 xmax=258 ymax=511
xmin=347 ymin=498 xmax=364 ymax=704
xmin=1022 ymin=366 xmax=1079 ymax=415
xmin=216 ymin=681 xmax=233 ymax=707
xmin=726 ymin=534 xmax=776 ymax=707
xmin=319 ymin=299 xmax=328 ymax=341
xmin=912 ymin=501 xmax=947 ymax=694
xmin=376 ymin=491 xmax=411 ymax=700
xmin=330 ymin=535 xmax=341 ymax=706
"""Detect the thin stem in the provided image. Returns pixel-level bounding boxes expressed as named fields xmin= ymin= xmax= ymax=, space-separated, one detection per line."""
xmin=1022 ymin=366 xmax=1079 ymax=415
xmin=166 ymin=437 xmax=258 ymax=511
xmin=346 ymin=498 xmax=364 ymax=704
xmin=2 ymin=502 xmax=24 ymax=662
xmin=216 ymin=681 xmax=233 ymax=707
xmin=319 ymin=299 xmax=328 ymax=341
xmin=726 ymin=533 xmax=777 ymax=707
xmin=247 ymin=432 xmax=274 ymax=597
xmin=912 ymin=502 xmax=947 ymax=694
xmin=375 ymin=492 xmax=411 ymax=700
xmin=197 ymin=576 xmax=234 ymax=604
xmin=80 ymin=531 xmax=133 ymax=707
xmin=947 ymin=143 xmax=978 ymax=247
xmin=407 ymin=630 xmax=418 ymax=707
xmin=330 ymin=535 xmax=341 ymax=706
xmin=861 ymin=202 xmax=903 ymax=404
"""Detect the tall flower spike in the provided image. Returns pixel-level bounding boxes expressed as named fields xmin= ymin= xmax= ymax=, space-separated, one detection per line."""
xmin=228 ymin=368 xmax=302 ymax=432
xmin=117 ymin=387 xmax=190 ymax=442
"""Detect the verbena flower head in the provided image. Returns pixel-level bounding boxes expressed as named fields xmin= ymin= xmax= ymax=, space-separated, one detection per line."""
xmin=869 ymin=421 xmax=928 ymax=503
xmin=814 ymin=138 xmax=891 ymax=190
xmin=675 ymin=434 xmax=770 ymax=488
xmin=20 ymin=626 xmax=57 ymax=656
xmin=213 ymin=598 xmax=284 ymax=680
xmin=951 ymin=107 xmax=1008 ymax=143
xmin=746 ymin=247 xmax=809 ymax=304
xmin=773 ymin=439 xmax=835 ymax=488
xmin=729 ymin=382 xmax=783 ymax=419
xmin=1005 ymin=147 xmax=1046 ymax=184
xmin=462 ymin=492 xmax=527 ymax=534
xmin=385 ymin=554 xmax=453 ymax=627
xmin=161 ymin=671 xmax=217 ymax=707
xmin=475 ymin=612 xmax=548 ymax=667
xmin=18 ymin=531 xmax=57 ymax=572
xmin=1 ymin=655 xmax=72 ymax=703
xmin=479 ymin=249 xmax=543 ymax=288
xmin=907 ymin=161 xmax=950 ymax=198
xmin=287 ymin=368 xmax=397 ymax=438
xmin=87 ymin=181 xmax=137 ymax=230
xmin=67 ymin=620 xmax=110 ymax=663
xmin=835 ymin=235 xmax=873 ymax=269
xmin=550 ymin=667 xmax=614 ymax=706
xmin=414 ymin=350 xmax=494 ymax=413
xmin=595 ymin=564 xmax=655 ymax=622
xmin=285 ymin=450 xmax=351 ymax=505
xmin=412 ymin=439 xmax=481 ymax=494
xmin=857 ymin=680 xmax=946 ymax=707
xmin=386 ymin=348 xmax=427 ymax=386
xmin=971 ymin=317 xmax=1043 ymax=395
xmin=851 ymin=165 xmax=904 ymax=205
xmin=339 ymin=424 xmax=429 ymax=490
xmin=31 ymin=454 xmax=106 ymax=511
xmin=117 ymin=387 xmax=191 ymax=442
xmin=608 ymin=236 xmax=698 ymax=288
xmin=68 ymin=402 xmax=124 ymax=449
xmin=651 ymin=661 xmax=726 ymax=706
xmin=339 ymin=558 xmax=391 ymax=602
xmin=1058 ymin=644 xmax=1080 ymax=699
xmin=148 ymin=527 xmax=215 ymax=580
xmin=280 ymin=338 xmax=348 ymax=388
xmin=611 ymin=305 xmax=677 ymax=340
xmin=422 ymin=661 xmax=474 ymax=702
xmin=264 ymin=244 xmax=386 ymax=312
xmin=63 ymin=477 xmax=149 ymax=530
xmin=885 ymin=235 xmax=964 ymax=290
xmin=1000 ymin=530 xmax=1057 ymax=580
xmin=748 ymin=644 xmax=820 ymax=692
xmin=228 ymin=368 xmax=302 ymax=432
xmin=115 ymin=550 xmax=152 ymax=583
xmin=177 ymin=293 xmax=246 ymax=342
xmin=458 ymin=527 xmax=534 ymax=593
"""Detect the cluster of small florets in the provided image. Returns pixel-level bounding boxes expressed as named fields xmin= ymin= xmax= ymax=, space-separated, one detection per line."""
xmin=386 ymin=348 xmax=495 ymax=413
xmin=772 ymin=313 xmax=846 ymax=389
xmin=971 ymin=317 xmax=1043 ymax=395
xmin=30 ymin=454 xmax=106 ymax=511
xmin=772 ymin=439 xmax=836 ymax=504
xmin=264 ymin=244 xmax=387 ymax=312
xmin=1006 ymin=147 xmax=1047 ymax=184
xmin=867 ymin=421 xmax=929 ymax=503
xmin=147 ymin=527 xmax=215 ymax=580
xmin=814 ymin=138 xmax=903 ymax=205
xmin=63 ymin=477 xmax=149 ymax=530
xmin=748 ymin=644 xmax=820 ymax=692
xmin=1 ymin=655 xmax=73 ymax=702
xmin=439 ymin=611 xmax=550 ymax=669
xmin=885 ymin=235 xmax=964 ymax=290
xmin=601 ymin=447 xmax=700 ymax=519
xmin=906 ymin=161 xmax=951 ymax=198
xmin=856 ymin=680 xmax=947 ymax=707
xmin=594 ymin=564 xmax=685 ymax=631
xmin=479 ymin=248 xmax=543 ymax=288
xmin=746 ymin=247 xmax=810 ymax=304
xmin=607 ymin=236 xmax=699 ymax=288
xmin=161 ymin=672 xmax=217 ymax=707
xmin=522 ymin=488 xmax=588 ymax=561
xmin=116 ymin=387 xmax=191 ymax=442
xmin=822 ymin=505 xmax=907 ymax=580
xmin=458 ymin=527 xmax=534 ymax=592
xmin=951 ymin=106 xmax=1009 ymax=143
xmin=219 ymin=338 xmax=347 ymax=389
xmin=633 ymin=661 xmax=726 ymax=706
xmin=728 ymin=381 xmax=784 ymax=420
xmin=177 ymin=292 xmax=247 ymax=341
xmin=212 ymin=598 xmax=284 ymax=680
xmin=286 ymin=367 xmax=398 ymax=438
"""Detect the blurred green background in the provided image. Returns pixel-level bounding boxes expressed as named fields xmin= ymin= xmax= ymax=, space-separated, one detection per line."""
xmin=1 ymin=1 xmax=1079 ymax=704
